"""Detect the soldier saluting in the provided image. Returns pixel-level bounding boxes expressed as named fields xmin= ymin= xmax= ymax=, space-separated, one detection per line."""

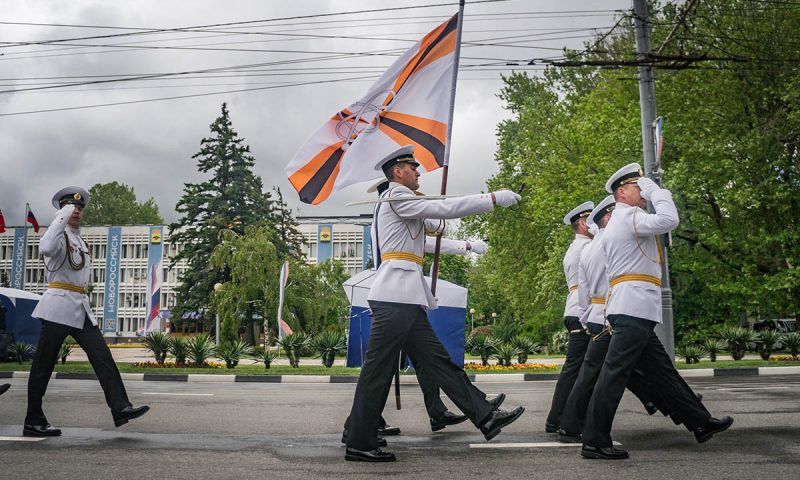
xmin=24 ymin=187 xmax=149 ymax=437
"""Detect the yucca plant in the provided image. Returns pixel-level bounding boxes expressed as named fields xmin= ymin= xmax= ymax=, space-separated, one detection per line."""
xmin=58 ymin=342 xmax=74 ymax=365
xmin=493 ymin=342 xmax=519 ymax=367
xmin=252 ymin=347 xmax=278 ymax=369
xmin=217 ymin=340 xmax=252 ymax=369
xmin=755 ymin=330 xmax=781 ymax=361
xmin=781 ymin=332 xmax=800 ymax=358
xmin=187 ymin=333 xmax=216 ymax=367
xmin=512 ymin=335 xmax=542 ymax=364
xmin=676 ymin=343 xmax=707 ymax=364
xmin=492 ymin=320 xmax=520 ymax=344
xmin=702 ymin=339 xmax=725 ymax=362
xmin=719 ymin=326 xmax=755 ymax=361
xmin=310 ymin=331 xmax=347 ymax=368
xmin=466 ymin=334 xmax=496 ymax=366
xmin=143 ymin=331 xmax=171 ymax=365
xmin=168 ymin=336 xmax=190 ymax=366
xmin=277 ymin=333 xmax=308 ymax=368
xmin=9 ymin=341 xmax=34 ymax=364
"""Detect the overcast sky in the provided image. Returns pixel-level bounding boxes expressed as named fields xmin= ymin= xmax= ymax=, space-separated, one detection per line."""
xmin=0 ymin=0 xmax=630 ymax=226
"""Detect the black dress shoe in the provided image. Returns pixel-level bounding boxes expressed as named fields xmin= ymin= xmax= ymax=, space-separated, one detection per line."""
xmin=697 ymin=393 xmax=703 ymax=402
xmin=581 ymin=444 xmax=629 ymax=460
xmin=113 ymin=405 xmax=150 ymax=427
xmin=480 ymin=406 xmax=525 ymax=441
xmin=557 ymin=429 xmax=582 ymax=443
xmin=545 ymin=421 xmax=559 ymax=433
xmin=377 ymin=424 xmax=401 ymax=436
xmin=487 ymin=393 xmax=506 ymax=410
xmin=430 ymin=411 xmax=468 ymax=432
xmin=23 ymin=424 xmax=62 ymax=437
xmin=345 ymin=447 xmax=396 ymax=462
xmin=341 ymin=431 xmax=387 ymax=447
xmin=0 ymin=383 xmax=10 ymax=396
xmin=643 ymin=401 xmax=658 ymax=415
xmin=694 ymin=416 xmax=733 ymax=443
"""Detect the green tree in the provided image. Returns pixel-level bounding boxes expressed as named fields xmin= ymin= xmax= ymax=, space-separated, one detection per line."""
xmin=169 ymin=103 xmax=281 ymax=323
xmin=284 ymin=259 xmax=350 ymax=334
xmin=82 ymin=181 xmax=164 ymax=225
xmin=465 ymin=1 xmax=800 ymax=343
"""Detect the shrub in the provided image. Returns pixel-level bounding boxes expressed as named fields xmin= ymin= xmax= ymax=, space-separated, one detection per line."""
xmin=511 ymin=335 xmax=542 ymax=364
xmin=277 ymin=333 xmax=308 ymax=368
xmin=719 ymin=326 xmax=755 ymax=361
xmin=143 ymin=331 xmax=171 ymax=365
xmin=9 ymin=341 xmax=34 ymax=364
xmin=492 ymin=320 xmax=520 ymax=344
xmin=466 ymin=334 xmax=496 ymax=366
xmin=187 ymin=333 xmax=216 ymax=367
xmin=168 ymin=336 xmax=190 ymax=366
xmin=217 ymin=340 xmax=251 ymax=369
xmin=702 ymin=339 xmax=725 ymax=362
xmin=755 ymin=330 xmax=780 ymax=361
xmin=676 ymin=343 xmax=707 ymax=364
xmin=58 ymin=343 xmax=73 ymax=365
xmin=781 ymin=332 xmax=800 ymax=358
xmin=549 ymin=330 xmax=569 ymax=355
xmin=310 ymin=331 xmax=347 ymax=368
xmin=252 ymin=347 xmax=278 ymax=369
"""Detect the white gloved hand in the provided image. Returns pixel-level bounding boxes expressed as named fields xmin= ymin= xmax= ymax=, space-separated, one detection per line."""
xmin=588 ymin=223 xmax=600 ymax=237
xmin=492 ymin=189 xmax=521 ymax=208
xmin=468 ymin=240 xmax=487 ymax=254
xmin=637 ymin=177 xmax=660 ymax=201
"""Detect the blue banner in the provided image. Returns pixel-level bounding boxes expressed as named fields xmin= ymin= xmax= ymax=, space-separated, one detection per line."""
xmin=144 ymin=226 xmax=164 ymax=333
xmin=102 ymin=226 xmax=122 ymax=333
xmin=363 ymin=225 xmax=372 ymax=270
xmin=11 ymin=228 xmax=27 ymax=290
xmin=317 ymin=224 xmax=332 ymax=263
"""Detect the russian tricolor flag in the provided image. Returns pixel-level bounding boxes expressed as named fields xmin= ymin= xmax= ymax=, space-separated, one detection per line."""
xmin=26 ymin=204 xmax=39 ymax=233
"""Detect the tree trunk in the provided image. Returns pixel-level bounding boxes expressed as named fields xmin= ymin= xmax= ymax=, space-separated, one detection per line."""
xmin=481 ymin=353 xmax=489 ymax=366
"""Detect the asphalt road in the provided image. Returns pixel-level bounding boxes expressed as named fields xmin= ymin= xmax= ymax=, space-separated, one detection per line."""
xmin=1 ymin=375 xmax=799 ymax=479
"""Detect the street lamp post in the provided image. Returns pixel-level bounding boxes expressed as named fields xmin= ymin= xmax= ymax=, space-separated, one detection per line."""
xmin=213 ymin=282 xmax=223 ymax=346
xmin=491 ymin=312 xmax=497 ymax=325
xmin=469 ymin=308 xmax=475 ymax=333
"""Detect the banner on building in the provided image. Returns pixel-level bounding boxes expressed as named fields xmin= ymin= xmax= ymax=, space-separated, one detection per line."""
xmin=11 ymin=228 xmax=27 ymax=290
xmin=102 ymin=226 xmax=122 ymax=333
xmin=143 ymin=226 xmax=164 ymax=334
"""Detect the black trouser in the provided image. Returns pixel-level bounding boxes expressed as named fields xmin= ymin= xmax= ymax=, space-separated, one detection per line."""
xmin=26 ymin=317 xmax=131 ymax=426
xmin=546 ymin=316 xmax=590 ymax=427
xmin=583 ymin=314 xmax=711 ymax=448
xmin=560 ymin=322 xmax=665 ymax=434
xmin=346 ymin=301 xmax=493 ymax=451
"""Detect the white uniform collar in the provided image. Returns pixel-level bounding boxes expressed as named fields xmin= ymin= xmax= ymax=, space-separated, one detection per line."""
xmin=575 ymin=234 xmax=591 ymax=241
xmin=67 ymin=225 xmax=81 ymax=236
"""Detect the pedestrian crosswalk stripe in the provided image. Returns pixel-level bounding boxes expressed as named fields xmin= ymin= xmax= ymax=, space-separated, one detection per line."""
xmin=470 ymin=441 xmax=622 ymax=449
xmin=0 ymin=436 xmax=47 ymax=442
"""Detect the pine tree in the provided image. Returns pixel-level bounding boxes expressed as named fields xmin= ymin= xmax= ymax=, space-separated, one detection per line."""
xmin=272 ymin=187 xmax=303 ymax=259
xmin=169 ymin=103 xmax=279 ymax=322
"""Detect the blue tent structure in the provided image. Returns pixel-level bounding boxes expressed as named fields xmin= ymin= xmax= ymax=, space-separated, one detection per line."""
xmin=343 ymin=270 xmax=467 ymax=368
xmin=0 ymin=287 xmax=42 ymax=346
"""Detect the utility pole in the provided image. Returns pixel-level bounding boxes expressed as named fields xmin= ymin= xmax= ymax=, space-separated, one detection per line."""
xmin=633 ymin=0 xmax=675 ymax=359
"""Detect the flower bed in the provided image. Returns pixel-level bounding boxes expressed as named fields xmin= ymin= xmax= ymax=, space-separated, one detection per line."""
xmin=131 ymin=361 xmax=226 ymax=369
xmin=464 ymin=362 xmax=558 ymax=372
xmin=768 ymin=355 xmax=799 ymax=362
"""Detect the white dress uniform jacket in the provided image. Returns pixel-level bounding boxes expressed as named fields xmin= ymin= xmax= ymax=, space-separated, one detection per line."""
xmin=602 ymin=188 xmax=679 ymax=323
xmin=563 ymin=234 xmax=592 ymax=318
xmin=31 ymin=205 xmax=96 ymax=328
xmin=577 ymin=229 xmax=608 ymax=327
xmin=367 ymin=183 xmax=494 ymax=309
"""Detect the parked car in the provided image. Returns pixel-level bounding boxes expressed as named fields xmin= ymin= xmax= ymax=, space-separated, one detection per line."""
xmin=753 ymin=318 xmax=796 ymax=333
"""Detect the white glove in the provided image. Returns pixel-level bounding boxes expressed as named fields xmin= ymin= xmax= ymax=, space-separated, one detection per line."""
xmin=588 ymin=223 xmax=599 ymax=237
xmin=637 ymin=177 xmax=659 ymax=201
xmin=468 ymin=240 xmax=487 ymax=254
xmin=492 ymin=189 xmax=521 ymax=208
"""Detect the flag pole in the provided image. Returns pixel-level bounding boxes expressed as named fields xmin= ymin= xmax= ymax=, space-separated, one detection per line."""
xmin=430 ymin=0 xmax=466 ymax=296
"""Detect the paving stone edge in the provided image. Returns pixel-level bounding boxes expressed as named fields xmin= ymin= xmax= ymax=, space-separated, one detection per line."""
xmin=4 ymin=365 xmax=799 ymax=384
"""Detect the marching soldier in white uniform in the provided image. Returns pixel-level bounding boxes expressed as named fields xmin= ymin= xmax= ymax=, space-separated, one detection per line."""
xmin=341 ymin=180 xmax=505 ymax=447
xmin=559 ymin=195 xmax=667 ymax=442
xmin=545 ymin=200 xmax=593 ymax=433
xmin=24 ymin=187 xmax=149 ymax=437
xmin=581 ymin=165 xmax=733 ymax=459
xmin=344 ymin=147 xmax=525 ymax=462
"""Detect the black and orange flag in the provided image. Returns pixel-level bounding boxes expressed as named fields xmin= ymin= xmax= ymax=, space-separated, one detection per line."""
xmin=285 ymin=14 xmax=461 ymax=204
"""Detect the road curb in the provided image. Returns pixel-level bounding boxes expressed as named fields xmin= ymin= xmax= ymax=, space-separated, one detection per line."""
xmin=4 ymin=366 xmax=798 ymax=384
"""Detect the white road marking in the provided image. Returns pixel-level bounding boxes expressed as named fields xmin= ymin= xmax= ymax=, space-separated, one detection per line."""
xmin=470 ymin=441 xmax=622 ymax=449
xmin=714 ymin=387 xmax=790 ymax=391
xmin=0 ymin=436 xmax=47 ymax=442
xmin=141 ymin=392 xmax=214 ymax=396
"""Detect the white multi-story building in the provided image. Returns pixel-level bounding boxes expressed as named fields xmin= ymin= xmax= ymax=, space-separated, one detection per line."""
xmin=0 ymin=215 xmax=372 ymax=338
